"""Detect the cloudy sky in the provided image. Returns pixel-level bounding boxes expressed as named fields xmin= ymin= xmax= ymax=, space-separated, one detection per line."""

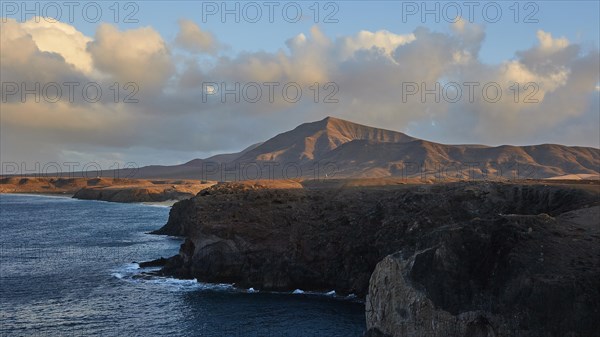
xmin=1 ymin=1 xmax=599 ymax=171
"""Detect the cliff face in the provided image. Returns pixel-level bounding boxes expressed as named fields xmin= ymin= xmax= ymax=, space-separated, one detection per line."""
xmin=153 ymin=182 xmax=599 ymax=305
xmin=365 ymin=207 xmax=600 ymax=337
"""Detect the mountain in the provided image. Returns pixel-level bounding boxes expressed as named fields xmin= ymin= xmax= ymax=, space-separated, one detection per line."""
xmin=234 ymin=116 xmax=416 ymax=163
xmin=79 ymin=116 xmax=600 ymax=181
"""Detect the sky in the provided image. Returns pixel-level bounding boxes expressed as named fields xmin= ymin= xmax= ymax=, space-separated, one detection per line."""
xmin=1 ymin=0 xmax=599 ymax=172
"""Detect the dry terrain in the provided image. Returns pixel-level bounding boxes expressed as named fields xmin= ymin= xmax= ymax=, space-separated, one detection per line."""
xmin=0 ymin=177 xmax=215 ymax=202
xmin=73 ymin=117 xmax=599 ymax=180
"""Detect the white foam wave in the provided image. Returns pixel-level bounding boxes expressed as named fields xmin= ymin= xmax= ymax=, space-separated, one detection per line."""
xmin=112 ymin=263 xmax=358 ymax=300
xmin=146 ymin=277 xmax=235 ymax=292
xmin=111 ymin=263 xmax=235 ymax=292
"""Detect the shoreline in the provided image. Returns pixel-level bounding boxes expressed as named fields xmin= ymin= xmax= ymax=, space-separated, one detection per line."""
xmin=124 ymin=260 xmax=362 ymax=302
xmin=152 ymin=180 xmax=600 ymax=337
xmin=0 ymin=192 xmax=75 ymax=198
xmin=0 ymin=192 xmax=179 ymax=207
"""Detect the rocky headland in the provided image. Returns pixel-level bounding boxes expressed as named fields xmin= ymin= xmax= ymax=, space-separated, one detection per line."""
xmin=151 ymin=180 xmax=599 ymax=337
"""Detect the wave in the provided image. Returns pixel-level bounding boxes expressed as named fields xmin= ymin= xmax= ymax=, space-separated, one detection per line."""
xmin=289 ymin=289 xmax=357 ymax=300
xmin=112 ymin=263 xmax=359 ymax=300
xmin=111 ymin=263 xmax=235 ymax=292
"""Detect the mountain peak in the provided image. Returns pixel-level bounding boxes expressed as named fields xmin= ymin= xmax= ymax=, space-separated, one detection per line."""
xmin=313 ymin=116 xmax=398 ymax=135
xmin=321 ymin=115 xmax=343 ymax=122
xmin=115 ymin=116 xmax=599 ymax=179
xmin=319 ymin=116 xmax=354 ymax=128
xmin=235 ymin=116 xmax=417 ymax=163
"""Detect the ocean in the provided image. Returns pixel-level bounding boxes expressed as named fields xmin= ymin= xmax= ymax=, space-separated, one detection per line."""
xmin=0 ymin=194 xmax=365 ymax=337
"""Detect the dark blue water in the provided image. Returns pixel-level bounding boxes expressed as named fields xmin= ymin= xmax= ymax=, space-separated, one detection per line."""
xmin=0 ymin=194 xmax=365 ymax=337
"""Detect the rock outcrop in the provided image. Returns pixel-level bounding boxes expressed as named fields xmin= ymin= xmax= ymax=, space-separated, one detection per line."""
xmin=73 ymin=185 xmax=201 ymax=203
xmin=153 ymin=180 xmax=599 ymax=322
xmin=365 ymin=206 xmax=600 ymax=337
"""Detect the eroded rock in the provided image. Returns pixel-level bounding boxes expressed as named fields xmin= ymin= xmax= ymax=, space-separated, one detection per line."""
xmin=153 ymin=181 xmax=599 ymax=303
xmin=366 ymin=209 xmax=600 ymax=337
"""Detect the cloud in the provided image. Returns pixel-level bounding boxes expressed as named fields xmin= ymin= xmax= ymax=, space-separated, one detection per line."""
xmin=537 ymin=30 xmax=569 ymax=52
xmin=87 ymin=24 xmax=173 ymax=90
xmin=1 ymin=18 xmax=598 ymax=169
xmin=0 ymin=18 xmax=88 ymax=92
xmin=20 ymin=17 xmax=94 ymax=74
xmin=338 ymin=30 xmax=415 ymax=60
xmin=409 ymin=29 xmax=596 ymax=145
xmin=174 ymin=19 xmax=219 ymax=54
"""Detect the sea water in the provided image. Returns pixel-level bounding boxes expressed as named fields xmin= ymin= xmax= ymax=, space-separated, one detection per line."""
xmin=0 ymin=194 xmax=365 ymax=337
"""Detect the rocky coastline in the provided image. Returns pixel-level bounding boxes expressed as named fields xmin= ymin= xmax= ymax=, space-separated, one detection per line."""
xmin=152 ymin=180 xmax=600 ymax=337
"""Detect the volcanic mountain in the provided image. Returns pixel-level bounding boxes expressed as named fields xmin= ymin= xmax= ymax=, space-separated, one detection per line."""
xmin=91 ymin=116 xmax=599 ymax=180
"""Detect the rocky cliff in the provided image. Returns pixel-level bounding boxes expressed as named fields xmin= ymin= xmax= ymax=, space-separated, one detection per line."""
xmin=365 ymin=206 xmax=600 ymax=337
xmin=153 ymin=180 xmax=599 ymax=336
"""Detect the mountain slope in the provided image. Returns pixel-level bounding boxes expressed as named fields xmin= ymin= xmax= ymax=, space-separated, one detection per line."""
xmin=319 ymin=139 xmax=599 ymax=179
xmin=235 ymin=116 xmax=416 ymax=163
xmin=78 ymin=116 xmax=599 ymax=180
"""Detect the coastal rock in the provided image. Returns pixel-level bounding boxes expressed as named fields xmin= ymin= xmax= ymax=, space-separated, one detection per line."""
xmin=73 ymin=186 xmax=190 ymax=202
xmin=153 ymin=181 xmax=599 ymax=303
xmin=363 ymin=328 xmax=392 ymax=337
xmin=139 ymin=257 xmax=168 ymax=268
xmin=365 ymin=208 xmax=600 ymax=337
xmin=72 ymin=181 xmax=213 ymax=203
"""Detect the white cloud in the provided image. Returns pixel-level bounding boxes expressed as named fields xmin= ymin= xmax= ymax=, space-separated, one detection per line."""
xmin=21 ymin=17 xmax=94 ymax=74
xmin=338 ymin=30 xmax=415 ymax=60
xmin=87 ymin=24 xmax=173 ymax=89
xmin=537 ymin=30 xmax=569 ymax=52
xmin=174 ymin=19 xmax=219 ymax=54
xmin=0 ymin=18 xmax=88 ymax=86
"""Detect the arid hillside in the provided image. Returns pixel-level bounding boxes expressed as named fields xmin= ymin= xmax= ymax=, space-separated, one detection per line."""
xmin=0 ymin=177 xmax=214 ymax=202
xmin=73 ymin=117 xmax=599 ymax=180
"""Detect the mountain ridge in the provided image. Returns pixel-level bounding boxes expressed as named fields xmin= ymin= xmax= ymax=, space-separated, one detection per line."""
xmin=233 ymin=116 xmax=417 ymax=163
xmin=50 ymin=116 xmax=600 ymax=180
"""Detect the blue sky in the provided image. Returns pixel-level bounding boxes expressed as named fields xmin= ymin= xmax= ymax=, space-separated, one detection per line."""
xmin=53 ymin=0 xmax=600 ymax=64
